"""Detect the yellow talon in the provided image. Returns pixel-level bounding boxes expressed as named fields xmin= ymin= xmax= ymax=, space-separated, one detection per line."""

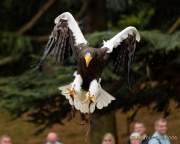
xmin=85 ymin=91 xmax=96 ymax=103
xmin=65 ymin=87 xmax=76 ymax=97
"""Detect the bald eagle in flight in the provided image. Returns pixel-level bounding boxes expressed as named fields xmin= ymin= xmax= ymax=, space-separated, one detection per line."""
xmin=38 ymin=12 xmax=140 ymax=114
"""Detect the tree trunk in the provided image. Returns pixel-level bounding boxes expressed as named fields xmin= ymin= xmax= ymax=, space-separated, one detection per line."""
xmin=84 ymin=0 xmax=107 ymax=33
xmin=90 ymin=112 xmax=117 ymax=144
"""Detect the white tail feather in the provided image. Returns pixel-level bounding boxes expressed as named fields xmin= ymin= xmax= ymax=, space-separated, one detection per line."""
xmin=59 ymin=85 xmax=74 ymax=105
xmin=90 ymin=103 xmax=96 ymax=113
xmin=59 ymin=82 xmax=115 ymax=113
xmin=96 ymin=88 xmax=115 ymax=110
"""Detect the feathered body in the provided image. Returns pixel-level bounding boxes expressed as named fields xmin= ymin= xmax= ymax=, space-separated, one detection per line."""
xmin=38 ymin=12 xmax=140 ymax=113
xmin=76 ymin=46 xmax=108 ymax=90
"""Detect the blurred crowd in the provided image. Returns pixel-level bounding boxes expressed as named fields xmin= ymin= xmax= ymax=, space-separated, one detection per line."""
xmin=101 ymin=117 xmax=171 ymax=144
xmin=128 ymin=118 xmax=171 ymax=144
xmin=0 ymin=117 xmax=171 ymax=144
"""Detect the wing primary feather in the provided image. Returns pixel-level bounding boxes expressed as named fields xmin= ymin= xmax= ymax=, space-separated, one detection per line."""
xmin=57 ymin=30 xmax=64 ymax=63
xmin=127 ymin=35 xmax=136 ymax=86
xmin=61 ymin=29 xmax=68 ymax=62
xmin=57 ymin=33 xmax=63 ymax=63
xmin=60 ymin=32 xmax=67 ymax=63
xmin=37 ymin=18 xmax=78 ymax=70
xmin=105 ymin=32 xmax=138 ymax=85
xmin=56 ymin=32 xmax=62 ymax=63
xmin=62 ymin=38 xmax=67 ymax=62
xmin=54 ymin=32 xmax=62 ymax=62
xmin=36 ymin=35 xmax=56 ymax=71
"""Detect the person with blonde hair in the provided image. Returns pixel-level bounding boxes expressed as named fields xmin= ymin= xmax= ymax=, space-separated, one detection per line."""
xmin=102 ymin=133 xmax=115 ymax=144
xmin=130 ymin=132 xmax=142 ymax=144
xmin=0 ymin=135 xmax=12 ymax=144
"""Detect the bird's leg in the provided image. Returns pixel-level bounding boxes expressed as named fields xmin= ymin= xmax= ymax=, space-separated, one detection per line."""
xmin=84 ymin=79 xmax=100 ymax=103
xmin=65 ymin=71 xmax=83 ymax=98
xmin=64 ymin=86 xmax=76 ymax=99
xmin=85 ymin=91 xmax=96 ymax=103
xmin=65 ymin=87 xmax=76 ymax=97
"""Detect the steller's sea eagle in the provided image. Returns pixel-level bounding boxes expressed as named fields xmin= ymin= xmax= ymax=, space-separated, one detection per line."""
xmin=37 ymin=12 xmax=140 ymax=114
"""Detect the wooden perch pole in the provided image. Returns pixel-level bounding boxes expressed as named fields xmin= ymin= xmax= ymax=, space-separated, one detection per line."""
xmin=17 ymin=0 xmax=56 ymax=34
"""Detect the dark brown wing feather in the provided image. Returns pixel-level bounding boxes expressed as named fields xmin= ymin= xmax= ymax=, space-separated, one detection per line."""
xmin=110 ymin=34 xmax=136 ymax=80
xmin=37 ymin=19 xmax=77 ymax=70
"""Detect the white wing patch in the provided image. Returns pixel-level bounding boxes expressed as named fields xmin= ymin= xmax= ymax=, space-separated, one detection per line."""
xmin=102 ymin=26 xmax=140 ymax=53
xmin=54 ymin=12 xmax=87 ymax=45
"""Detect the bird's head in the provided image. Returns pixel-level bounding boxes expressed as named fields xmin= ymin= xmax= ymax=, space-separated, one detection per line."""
xmin=84 ymin=50 xmax=93 ymax=67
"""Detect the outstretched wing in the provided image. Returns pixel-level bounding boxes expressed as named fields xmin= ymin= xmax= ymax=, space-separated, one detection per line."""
xmin=101 ymin=26 xmax=140 ymax=78
xmin=37 ymin=12 xmax=88 ymax=69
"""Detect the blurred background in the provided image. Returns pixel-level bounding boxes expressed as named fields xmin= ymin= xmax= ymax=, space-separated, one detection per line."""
xmin=0 ymin=0 xmax=180 ymax=144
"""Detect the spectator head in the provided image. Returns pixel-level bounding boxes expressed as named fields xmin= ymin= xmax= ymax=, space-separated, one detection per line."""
xmin=102 ymin=133 xmax=115 ymax=144
xmin=0 ymin=135 xmax=12 ymax=144
xmin=130 ymin=132 xmax=141 ymax=144
xmin=155 ymin=118 xmax=167 ymax=135
xmin=133 ymin=121 xmax=146 ymax=136
xmin=47 ymin=132 xmax=58 ymax=144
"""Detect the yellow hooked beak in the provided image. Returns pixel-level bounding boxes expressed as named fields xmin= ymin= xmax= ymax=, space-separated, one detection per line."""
xmin=84 ymin=54 xmax=92 ymax=67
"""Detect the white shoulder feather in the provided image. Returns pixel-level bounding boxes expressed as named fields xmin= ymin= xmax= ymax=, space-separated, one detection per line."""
xmin=102 ymin=26 xmax=140 ymax=53
xmin=54 ymin=12 xmax=88 ymax=45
